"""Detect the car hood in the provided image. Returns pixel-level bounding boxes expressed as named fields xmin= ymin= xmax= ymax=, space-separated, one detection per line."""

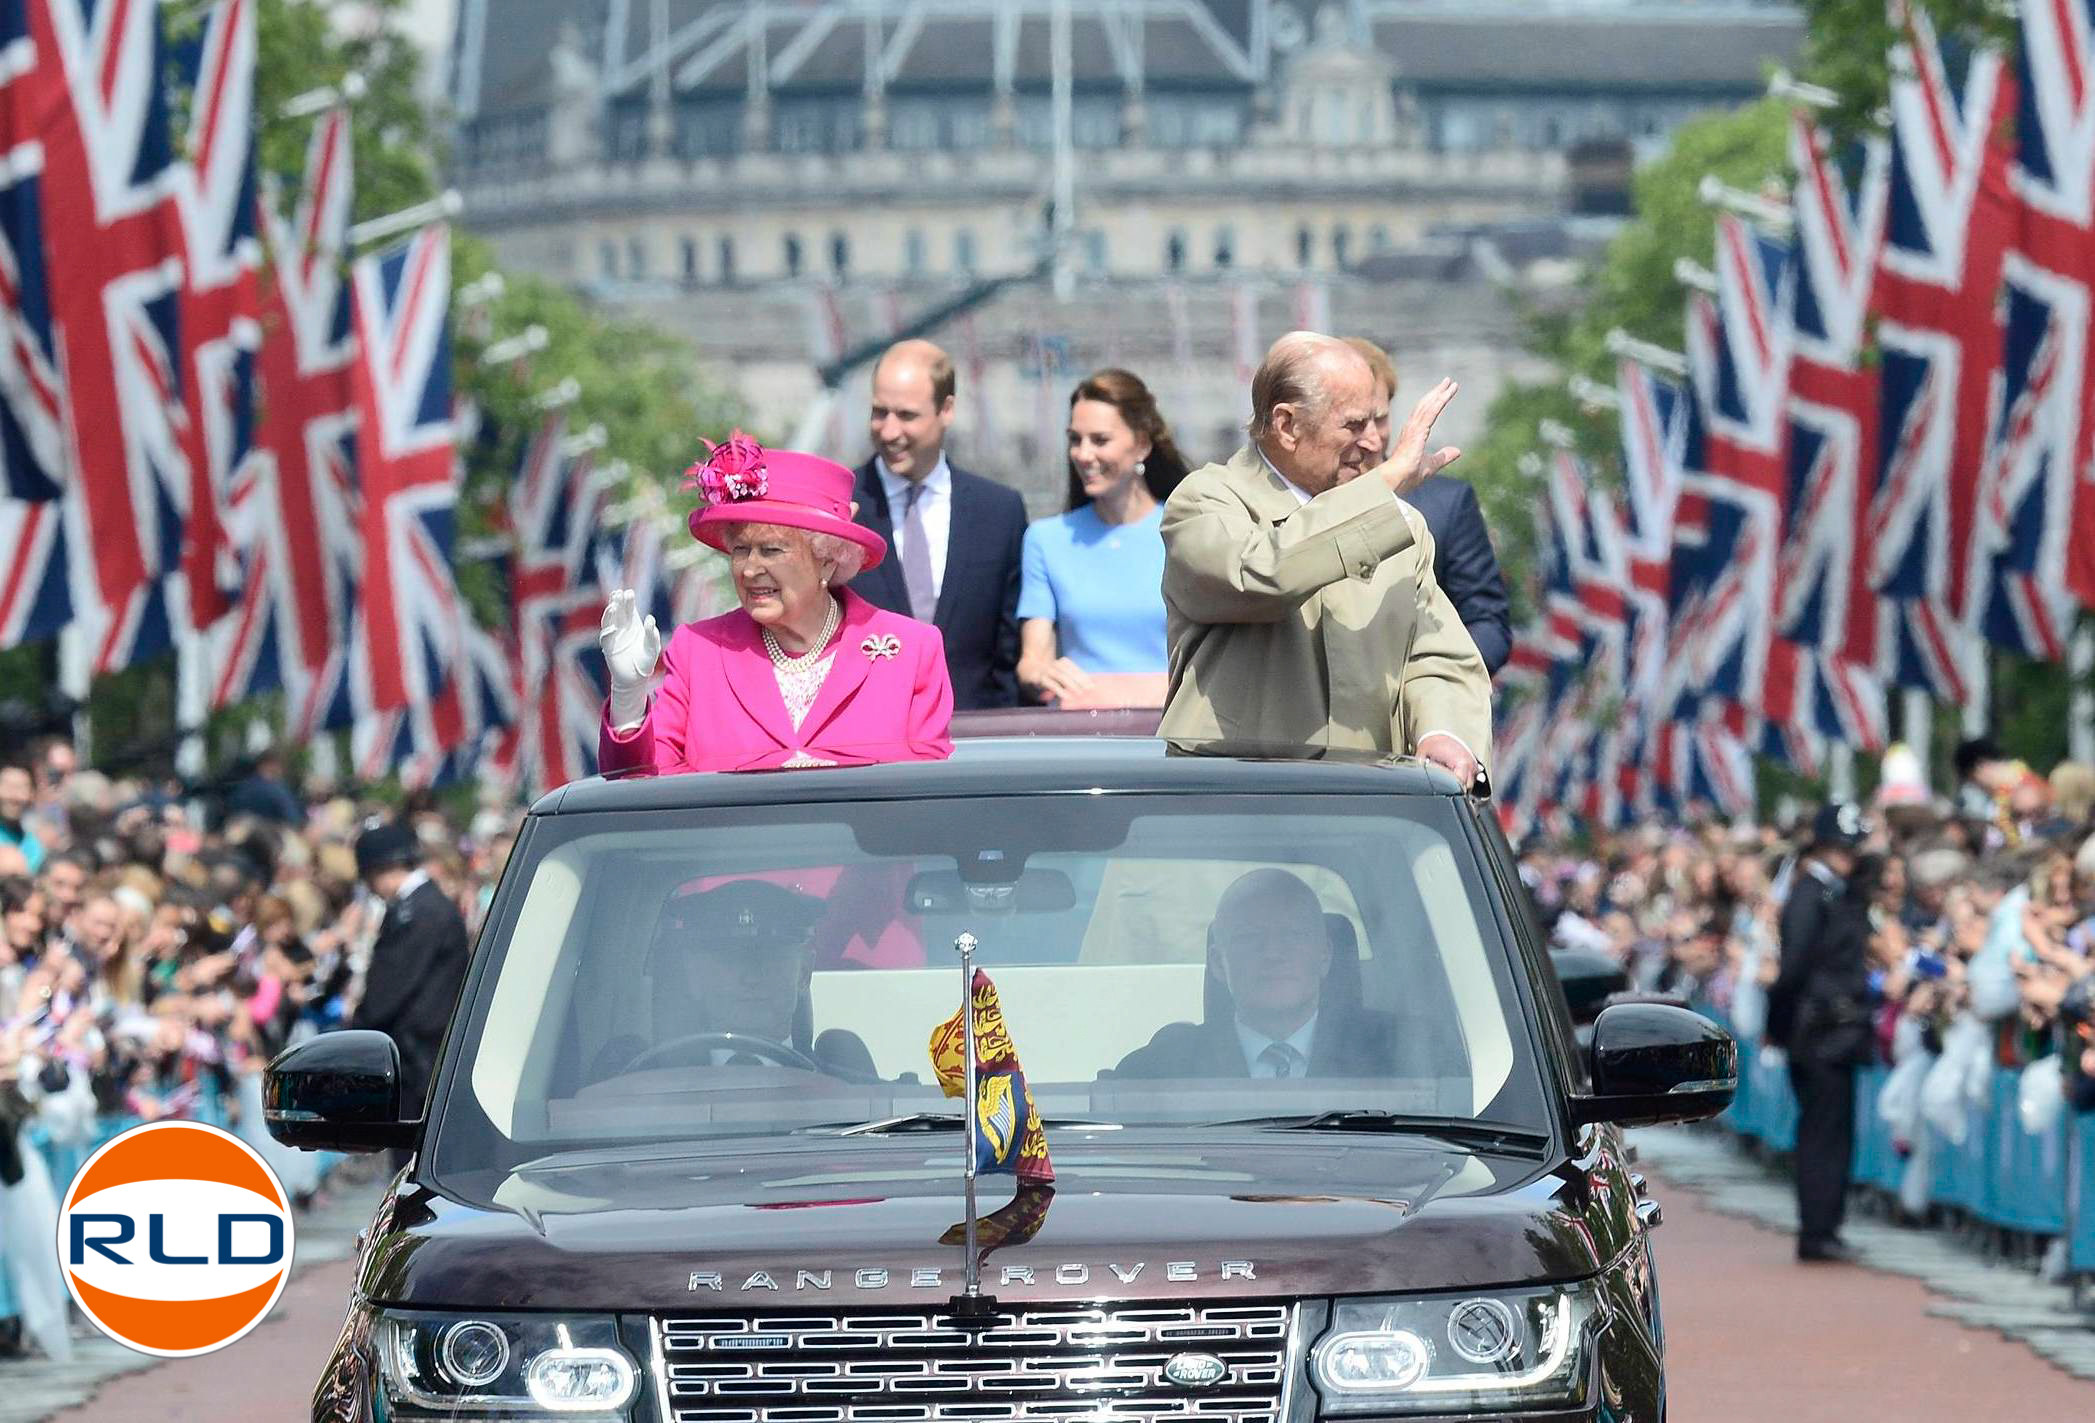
xmin=367 ymin=1131 xmax=1627 ymax=1310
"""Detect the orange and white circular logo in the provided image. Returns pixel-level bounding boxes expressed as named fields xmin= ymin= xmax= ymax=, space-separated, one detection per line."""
xmin=56 ymin=1121 xmax=296 ymax=1357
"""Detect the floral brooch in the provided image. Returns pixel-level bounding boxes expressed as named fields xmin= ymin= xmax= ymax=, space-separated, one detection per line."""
xmin=683 ymin=429 xmax=768 ymax=505
xmin=861 ymin=633 xmax=901 ymax=662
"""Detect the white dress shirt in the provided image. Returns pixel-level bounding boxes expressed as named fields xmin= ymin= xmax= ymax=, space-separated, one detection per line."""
xmin=878 ymin=454 xmax=953 ymax=602
xmin=1237 ymin=1013 xmax=1319 ymax=1078
xmin=392 ymin=868 xmax=430 ymax=906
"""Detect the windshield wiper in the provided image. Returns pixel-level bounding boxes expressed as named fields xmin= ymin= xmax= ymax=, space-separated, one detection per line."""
xmin=1200 ymin=1110 xmax=1550 ymax=1155
xmin=795 ymin=1113 xmax=1119 ymax=1137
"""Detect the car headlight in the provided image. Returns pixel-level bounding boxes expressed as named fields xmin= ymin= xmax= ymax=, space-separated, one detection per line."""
xmin=375 ymin=1309 xmax=638 ymax=1419
xmin=1310 ymin=1281 xmax=1606 ymax=1414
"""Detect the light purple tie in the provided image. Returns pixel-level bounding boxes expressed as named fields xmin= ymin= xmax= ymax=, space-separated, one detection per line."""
xmin=902 ymin=481 xmax=936 ymax=620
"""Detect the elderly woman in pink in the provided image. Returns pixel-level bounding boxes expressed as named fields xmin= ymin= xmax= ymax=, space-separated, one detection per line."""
xmin=598 ymin=434 xmax=954 ymax=772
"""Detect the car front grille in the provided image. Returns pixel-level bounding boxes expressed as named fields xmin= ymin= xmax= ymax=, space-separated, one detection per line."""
xmin=652 ymin=1302 xmax=1294 ymax=1423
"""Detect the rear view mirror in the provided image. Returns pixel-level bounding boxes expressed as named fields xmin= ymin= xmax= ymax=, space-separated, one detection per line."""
xmin=905 ymin=868 xmax=1077 ymax=915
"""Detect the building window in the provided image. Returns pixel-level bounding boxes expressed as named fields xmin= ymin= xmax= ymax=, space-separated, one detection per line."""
xmin=890 ymin=103 xmax=939 ymax=150
xmin=717 ymin=235 xmax=736 ymax=284
xmin=1296 ymin=225 xmax=1313 ymax=268
xmin=954 ymin=228 xmax=976 ymax=274
xmin=1083 ymin=229 xmax=1107 ymax=274
xmin=627 ymin=236 xmax=648 ymax=280
xmin=830 ymin=232 xmax=850 ymax=279
xmin=904 ymin=229 xmax=927 ymax=277
xmin=681 ymin=236 xmax=699 ymax=283
xmin=1148 ymin=94 xmax=1248 ymax=147
xmin=783 ymin=233 xmax=804 ymax=279
xmin=1165 ymin=229 xmax=1186 ymax=274
xmin=676 ymin=100 xmax=742 ymax=159
xmin=599 ymin=240 xmax=618 ymax=280
xmin=1213 ymin=226 xmax=1235 ymax=270
xmin=1331 ymin=224 xmax=1351 ymax=269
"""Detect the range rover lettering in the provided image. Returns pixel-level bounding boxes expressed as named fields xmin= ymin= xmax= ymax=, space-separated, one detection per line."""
xmin=268 ymin=738 xmax=1734 ymax=1422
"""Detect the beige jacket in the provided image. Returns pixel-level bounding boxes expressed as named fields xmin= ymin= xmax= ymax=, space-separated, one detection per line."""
xmin=1157 ymin=445 xmax=1493 ymax=765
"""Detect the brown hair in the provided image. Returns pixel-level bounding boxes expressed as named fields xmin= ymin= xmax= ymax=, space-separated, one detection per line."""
xmin=1343 ymin=337 xmax=1397 ymax=397
xmin=1064 ymin=368 xmax=1191 ymax=511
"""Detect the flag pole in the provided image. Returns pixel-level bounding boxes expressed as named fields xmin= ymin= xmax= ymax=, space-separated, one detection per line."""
xmin=950 ymin=931 xmax=997 ymax=1324
xmin=956 ymin=932 xmax=982 ymax=1291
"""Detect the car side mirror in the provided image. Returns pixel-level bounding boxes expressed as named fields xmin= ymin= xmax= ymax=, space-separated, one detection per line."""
xmin=264 ymin=1030 xmax=419 ymax=1153
xmin=1568 ymin=1002 xmax=1736 ymax=1128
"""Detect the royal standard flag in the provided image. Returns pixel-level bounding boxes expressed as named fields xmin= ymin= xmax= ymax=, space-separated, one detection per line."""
xmin=929 ymin=968 xmax=1055 ymax=1184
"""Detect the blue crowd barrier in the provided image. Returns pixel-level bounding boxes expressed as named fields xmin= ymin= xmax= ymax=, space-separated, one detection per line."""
xmin=1699 ymin=1004 xmax=2095 ymax=1271
xmin=2071 ymin=1106 xmax=2095 ymax=1273
xmin=0 ymin=1087 xmax=346 ymax=1331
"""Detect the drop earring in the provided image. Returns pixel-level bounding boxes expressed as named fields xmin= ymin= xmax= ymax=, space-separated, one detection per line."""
xmin=1135 ymin=460 xmax=1147 ymax=476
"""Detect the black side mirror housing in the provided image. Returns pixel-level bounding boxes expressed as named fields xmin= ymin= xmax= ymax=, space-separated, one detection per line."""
xmin=264 ymin=1030 xmax=419 ymax=1153
xmin=1548 ymin=949 xmax=1632 ymax=1026
xmin=1569 ymin=1002 xmax=1737 ymax=1128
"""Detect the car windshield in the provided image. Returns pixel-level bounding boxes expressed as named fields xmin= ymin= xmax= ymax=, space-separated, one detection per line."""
xmin=429 ymin=791 xmax=1550 ymax=1184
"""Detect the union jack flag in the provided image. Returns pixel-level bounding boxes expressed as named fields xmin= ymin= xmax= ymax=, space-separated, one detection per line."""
xmin=212 ymin=107 xmax=359 ymax=728
xmin=346 ymin=223 xmax=462 ymax=726
xmin=1783 ymin=115 xmax=1890 ymax=673
xmin=509 ymin=414 xmax=610 ymax=794
xmin=169 ymin=0 xmax=258 ymax=635
xmin=351 ymin=611 xmax=517 ymax=791
xmin=10 ymin=0 xmax=194 ymax=680
xmin=1999 ymin=0 xmax=2095 ymax=629
xmin=1690 ymin=252 xmax=1888 ymax=757
xmin=1870 ymin=4 xmax=2013 ymax=699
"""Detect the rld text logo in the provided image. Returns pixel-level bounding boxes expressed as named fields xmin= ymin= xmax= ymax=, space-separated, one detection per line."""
xmin=57 ymin=1121 xmax=296 ymax=1356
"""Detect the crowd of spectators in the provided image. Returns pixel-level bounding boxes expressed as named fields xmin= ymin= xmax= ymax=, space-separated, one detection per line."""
xmin=0 ymin=734 xmax=514 ymax=1363
xmin=1518 ymin=738 xmax=2095 ymax=1247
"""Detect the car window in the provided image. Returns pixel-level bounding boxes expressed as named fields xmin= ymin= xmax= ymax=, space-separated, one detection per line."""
xmin=437 ymin=794 xmax=1547 ymax=1183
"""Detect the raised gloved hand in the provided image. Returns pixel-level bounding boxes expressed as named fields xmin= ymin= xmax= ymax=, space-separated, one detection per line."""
xmin=599 ymin=588 xmax=662 ymax=728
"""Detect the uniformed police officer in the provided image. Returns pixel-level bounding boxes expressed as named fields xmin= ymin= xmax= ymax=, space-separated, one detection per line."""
xmin=1766 ymin=801 xmax=1876 ymax=1263
xmin=351 ymin=820 xmax=470 ymax=1170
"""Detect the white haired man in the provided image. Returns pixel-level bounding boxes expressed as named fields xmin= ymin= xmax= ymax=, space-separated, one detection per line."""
xmin=1158 ymin=332 xmax=1490 ymax=784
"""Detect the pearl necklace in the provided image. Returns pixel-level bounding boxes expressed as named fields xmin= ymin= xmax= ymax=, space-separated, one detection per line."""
xmin=762 ymin=595 xmax=841 ymax=670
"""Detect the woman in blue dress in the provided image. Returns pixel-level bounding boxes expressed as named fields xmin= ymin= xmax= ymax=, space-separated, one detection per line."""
xmin=1017 ymin=369 xmax=1191 ymax=704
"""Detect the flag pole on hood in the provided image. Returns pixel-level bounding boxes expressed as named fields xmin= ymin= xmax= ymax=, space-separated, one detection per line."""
xmin=952 ymin=931 xmax=994 ymax=1320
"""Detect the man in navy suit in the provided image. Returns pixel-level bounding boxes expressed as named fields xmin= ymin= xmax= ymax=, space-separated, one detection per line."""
xmin=1346 ymin=339 xmax=1512 ymax=676
xmin=850 ymin=340 xmax=1027 ymax=709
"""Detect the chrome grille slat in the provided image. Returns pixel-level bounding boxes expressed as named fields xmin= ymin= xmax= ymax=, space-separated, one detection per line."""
xmin=657 ymin=1304 xmax=1290 ymax=1423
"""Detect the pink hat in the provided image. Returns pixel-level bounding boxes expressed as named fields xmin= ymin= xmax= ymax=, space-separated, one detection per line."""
xmin=684 ymin=432 xmax=886 ymax=572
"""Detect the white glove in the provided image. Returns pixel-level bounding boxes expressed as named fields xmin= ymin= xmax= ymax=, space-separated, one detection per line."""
xmin=599 ymin=588 xmax=662 ymax=729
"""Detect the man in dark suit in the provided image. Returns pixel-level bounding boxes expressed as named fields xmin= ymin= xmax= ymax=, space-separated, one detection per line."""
xmin=1113 ymin=868 xmax=1397 ymax=1079
xmin=1346 ymin=338 xmax=1512 ymax=675
xmin=351 ymin=820 xmax=470 ymax=1129
xmin=850 ymin=339 xmax=1028 ymax=709
xmin=1766 ymin=801 xmax=1875 ymax=1263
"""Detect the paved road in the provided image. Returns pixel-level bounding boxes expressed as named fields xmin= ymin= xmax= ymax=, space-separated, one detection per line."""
xmin=13 ymin=1133 xmax=2095 ymax=1420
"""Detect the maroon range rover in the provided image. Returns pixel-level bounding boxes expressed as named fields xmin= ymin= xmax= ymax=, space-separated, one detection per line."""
xmin=268 ymin=737 xmax=1734 ymax=1422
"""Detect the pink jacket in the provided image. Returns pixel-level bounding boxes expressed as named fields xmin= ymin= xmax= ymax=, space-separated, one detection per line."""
xmin=599 ymin=589 xmax=954 ymax=774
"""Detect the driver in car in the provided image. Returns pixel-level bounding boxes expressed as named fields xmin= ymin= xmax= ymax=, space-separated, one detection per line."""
xmin=1110 ymin=868 xmax=1396 ymax=1079
xmin=618 ymin=878 xmax=878 ymax=1078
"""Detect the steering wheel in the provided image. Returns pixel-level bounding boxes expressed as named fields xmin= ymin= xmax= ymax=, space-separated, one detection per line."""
xmin=622 ymin=1031 xmax=823 ymax=1075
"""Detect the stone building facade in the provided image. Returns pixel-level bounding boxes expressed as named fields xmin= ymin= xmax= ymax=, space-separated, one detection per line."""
xmin=447 ymin=0 xmax=1799 ymax=506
